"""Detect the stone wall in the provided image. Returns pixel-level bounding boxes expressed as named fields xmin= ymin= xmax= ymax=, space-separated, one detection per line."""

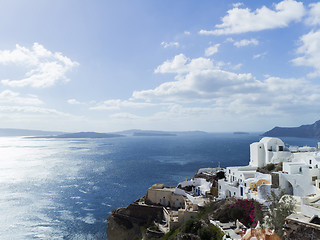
xmin=284 ymin=218 xmax=320 ymax=240
xmin=127 ymin=203 xmax=163 ymax=221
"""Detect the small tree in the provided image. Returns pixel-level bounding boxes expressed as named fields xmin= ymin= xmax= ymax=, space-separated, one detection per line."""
xmin=198 ymin=225 xmax=224 ymax=240
xmin=266 ymin=189 xmax=296 ymax=237
xmin=230 ymin=207 xmax=244 ymax=224
xmin=216 ymin=171 xmax=225 ymax=179
xmin=183 ymin=219 xmax=202 ymax=234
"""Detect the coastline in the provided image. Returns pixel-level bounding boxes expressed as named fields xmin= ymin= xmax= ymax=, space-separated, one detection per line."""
xmin=106 ymin=167 xmax=223 ymax=240
xmin=106 ymin=136 xmax=320 ymax=240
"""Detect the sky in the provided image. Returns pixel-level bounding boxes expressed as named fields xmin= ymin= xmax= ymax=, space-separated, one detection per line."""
xmin=0 ymin=0 xmax=320 ymax=132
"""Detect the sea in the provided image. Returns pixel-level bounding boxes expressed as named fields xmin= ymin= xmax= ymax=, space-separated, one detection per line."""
xmin=0 ymin=133 xmax=319 ymax=239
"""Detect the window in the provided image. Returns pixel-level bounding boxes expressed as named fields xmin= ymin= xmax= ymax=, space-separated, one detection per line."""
xmin=312 ymin=176 xmax=318 ymax=181
xmin=310 ymin=160 xmax=312 ymax=165
xmin=279 ymin=146 xmax=283 ymax=151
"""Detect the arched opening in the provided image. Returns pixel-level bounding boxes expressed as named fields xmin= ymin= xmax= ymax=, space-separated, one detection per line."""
xmin=286 ymin=181 xmax=294 ymax=195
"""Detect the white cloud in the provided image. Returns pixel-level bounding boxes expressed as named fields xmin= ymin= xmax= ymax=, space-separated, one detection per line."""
xmin=204 ymin=44 xmax=221 ymax=56
xmin=292 ymin=29 xmax=320 ymax=77
xmin=154 ymin=54 xmax=215 ymax=74
xmin=233 ymin=3 xmax=243 ymax=8
xmin=199 ymin=0 xmax=305 ymax=35
xmin=0 ymin=90 xmax=43 ymax=105
xmin=161 ymin=41 xmax=179 ymax=48
xmin=67 ymin=99 xmax=82 ymax=105
xmin=131 ymin=54 xmax=320 ymax=123
xmin=184 ymin=31 xmax=191 ymax=35
xmin=0 ymin=105 xmax=72 ymax=116
xmin=90 ymin=99 xmax=154 ymax=111
xmin=305 ymin=2 xmax=320 ymax=26
xmin=134 ymin=54 xmax=255 ymax=102
xmin=226 ymin=38 xmax=234 ymax=43
xmin=0 ymin=43 xmax=79 ymax=88
xmin=234 ymin=38 xmax=259 ymax=47
xmin=232 ymin=63 xmax=243 ymax=70
xmin=253 ymin=52 xmax=267 ymax=59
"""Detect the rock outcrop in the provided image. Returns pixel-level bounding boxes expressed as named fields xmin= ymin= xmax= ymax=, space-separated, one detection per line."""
xmin=262 ymin=120 xmax=320 ymax=138
xmin=107 ymin=208 xmax=142 ymax=240
xmin=107 ymin=201 xmax=163 ymax=240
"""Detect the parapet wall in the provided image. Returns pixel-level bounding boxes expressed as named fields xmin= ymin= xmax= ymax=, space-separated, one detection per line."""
xmin=284 ymin=217 xmax=320 ymax=240
xmin=127 ymin=203 xmax=163 ymax=221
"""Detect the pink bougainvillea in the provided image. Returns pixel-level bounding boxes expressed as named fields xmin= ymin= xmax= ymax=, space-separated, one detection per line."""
xmin=229 ymin=199 xmax=260 ymax=227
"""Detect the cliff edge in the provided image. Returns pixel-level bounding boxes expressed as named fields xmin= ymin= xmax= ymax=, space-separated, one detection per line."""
xmin=107 ymin=200 xmax=163 ymax=240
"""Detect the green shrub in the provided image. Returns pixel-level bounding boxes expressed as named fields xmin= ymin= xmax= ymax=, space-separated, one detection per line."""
xmin=275 ymin=162 xmax=283 ymax=172
xmin=198 ymin=201 xmax=217 ymax=219
xmin=266 ymin=189 xmax=296 ymax=237
xmin=198 ymin=225 xmax=224 ymax=240
xmin=217 ymin=211 xmax=229 ymax=223
xmin=159 ymin=228 xmax=179 ymax=240
xmin=216 ymin=171 xmax=225 ymax=179
xmin=183 ymin=219 xmax=202 ymax=234
xmin=266 ymin=163 xmax=275 ymax=171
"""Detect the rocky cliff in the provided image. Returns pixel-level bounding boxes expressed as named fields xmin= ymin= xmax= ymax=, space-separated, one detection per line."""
xmin=107 ymin=201 xmax=163 ymax=240
xmin=262 ymin=120 xmax=320 ymax=138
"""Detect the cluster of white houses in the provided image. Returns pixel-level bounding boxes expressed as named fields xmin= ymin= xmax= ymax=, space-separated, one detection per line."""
xmin=219 ymin=137 xmax=320 ymax=201
xmin=144 ymin=137 xmax=320 ymax=236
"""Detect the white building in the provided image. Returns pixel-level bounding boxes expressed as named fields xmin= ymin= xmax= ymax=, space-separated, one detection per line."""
xmin=249 ymin=137 xmax=292 ymax=168
xmin=279 ymin=150 xmax=320 ymax=196
xmin=218 ymin=137 xmax=320 ymax=204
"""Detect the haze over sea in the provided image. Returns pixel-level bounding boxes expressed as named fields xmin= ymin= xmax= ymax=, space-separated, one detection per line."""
xmin=1 ymin=133 xmax=319 ymax=239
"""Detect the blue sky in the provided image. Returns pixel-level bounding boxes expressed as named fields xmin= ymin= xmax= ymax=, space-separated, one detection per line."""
xmin=0 ymin=0 xmax=320 ymax=132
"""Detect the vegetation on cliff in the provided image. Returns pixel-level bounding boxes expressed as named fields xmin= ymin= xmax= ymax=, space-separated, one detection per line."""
xmin=109 ymin=193 xmax=295 ymax=240
xmin=156 ymin=197 xmax=263 ymax=240
xmin=257 ymin=162 xmax=283 ymax=174
xmin=265 ymin=190 xmax=296 ymax=238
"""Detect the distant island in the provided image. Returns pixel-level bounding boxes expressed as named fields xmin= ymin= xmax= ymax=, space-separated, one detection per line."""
xmin=0 ymin=128 xmax=208 ymax=138
xmin=116 ymin=129 xmax=207 ymax=137
xmin=133 ymin=132 xmax=176 ymax=137
xmin=40 ymin=132 xmax=125 ymax=139
xmin=262 ymin=120 xmax=320 ymax=138
xmin=233 ymin=131 xmax=249 ymax=135
xmin=0 ymin=128 xmax=66 ymax=137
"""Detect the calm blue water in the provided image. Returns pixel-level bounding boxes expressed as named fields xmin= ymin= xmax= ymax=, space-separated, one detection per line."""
xmin=0 ymin=133 xmax=319 ymax=239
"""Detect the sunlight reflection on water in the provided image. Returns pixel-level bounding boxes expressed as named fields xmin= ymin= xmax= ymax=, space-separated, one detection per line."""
xmin=2 ymin=134 xmax=314 ymax=239
xmin=0 ymin=137 xmax=104 ymax=239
